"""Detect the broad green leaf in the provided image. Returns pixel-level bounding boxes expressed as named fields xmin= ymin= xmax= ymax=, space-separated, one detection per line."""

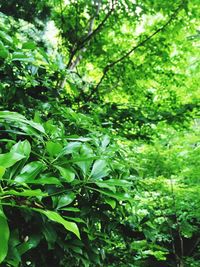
xmin=9 ymin=140 xmax=31 ymax=179
xmin=66 ymin=244 xmax=82 ymax=254
xmin=0 ymin=207 xmax=10 ymax=263
xmin=0 ymin=151 xmax=25 ymax=168
xmin=46 ymin=141 xmax=62 ymax=157
xmin=63 ymin=216 xmax=85 ymax=224
xmin=0 ymin=177 xmax=58 ymax=186
xmin=0 ymin=49 xmax=9 ymax=59
xmin=11 ymin=140 xmax=31 ymax=158
xmin=89 ymin=187 xmax=131 ymax=201
xmin=0 ymin=111 xmax=26 ymax=121
xmin=0 ymin=111 xmax=45 ymax=134
xmin=101 ymin=135 xmax=110 ymax=149
xmin=55 ymin=166 xmax=75 ymax=183
xmin=59 ymin=142 xmax=81 ymax=156
xmin=76 ymin=144 xmax=93 ymax=175
xmin=0 ymin=41 xmax=9 ymax=59
xmin=0 ymin=40 xmax=5 ymax=50
xmin=6 ymin=229 xmax=21 ymax=265
xmin=15 ymin=161 xmax=46 ymax=182
xmin=97 ymin=179 xmax=132 ymax=187
xmin=56 ymin=193 xmax=76 ymax=209
xmin=12 ymin=52 xmax=34 ymax=62
xmin=22 ymin=176 xmax=61 ymax=185
xmin=95 ymin=182 xmax=116 ymax=193
xmin=2 ymin=189 xmax=47 ymax=197
xmin=17 ymin=234 xmax=40 ymax=256
xmin=19 ymin=124 xmax=44 ymax=138
xmin=33 ymin=111 xmax=42 ymax=123
xmin=0 ymin=167 xmax=5 ymax=179
xmin=91 ymin=160 xmax=109 ymax=179
xmin=0 ymin=30 xmax=13 ymax=44
xmin=22 ymin=41 xmax=36 ymax=50
xmin=44 ymin=119 xmax=58 ymax=134
xmin=37 ymin=209 xmax=80 ymax=239
xmin=150 ymin=250 xmax=167 ymax=261
xmin=105 ymin=197 xmax=116 ymax=209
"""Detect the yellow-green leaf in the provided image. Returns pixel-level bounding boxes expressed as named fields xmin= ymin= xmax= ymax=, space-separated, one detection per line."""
xmin=0 ymin=207 xmax=10 ymax=263
xmin=0 ymin=167 xmax=5 ymax=180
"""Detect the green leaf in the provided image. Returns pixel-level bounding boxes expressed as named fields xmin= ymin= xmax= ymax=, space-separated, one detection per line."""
xmin=95 ymin=181 xmax=116 ymax=193
xmin=0 ymin=111 xmax=45 ymax=135
xmin=0 ymin=207 xmax=10 ymax=263
xmin=37 ymin=209 xmax=80 ymax=239
xmin=0 ymin=49 xmax=9 ymax=59
xmin=2 ymin=189 xmax=47 ymax=197
xmin=0 ymin=151 xmax=25 ymax=168
xmin=0 ymin=30 xmax=13 ymax=45
xmin=22 ymin=41 xmax=36 ymax=50
xmin=12 ymin=52 xmax=34 ymax=62
xmin=15 ymin=161 xmax=46 ymax=182
xmin=105 ymin=197 xmax=116 ymax=209
xmin=60 ymin=207 xmax=80 ymax=212
xmin=63 ymin=216 xmax=85 ymax=224
xmin=76 ymin=144 xmax=93 ymax=175
xmin=9 ymin=140 xmax=31 ymax=179
xmin=66 ymin=136 xmax=91 ymax=142
xmin=59 ymin=142 xmax=81 ymax=156
xmin=23 ymin=176 xmax=61 ymax=185
xmin=33 ymin=111 xmax=42 ymax=123
xmin=97 ymin=179 xmax=132 ymax=187
xmin=0 ymin=41 xmax=9 ymax=59
xmin=46 ymin=141 xmax=62 ymax=157
xmin=89 ymin=187 xmax=131 ymax=201
xmin=101 ymin=135 xmax=110 ymax=149
xmin=56 ymin=193 xmax=76 ymax=209
xmin=55 ymin=166 xmax=75 ymax=183
xmin=6 ymin=229 xmax=21 ymax=265
xmin=0 ymin=41 xmax=5 ymax=50
xmin=11 ymin=140 xmax=31 ymax=158
xmin=17 ymin=234 xmax=40 ymax=256
xmin=0 ymin=167 xmax=5 ymax=179
xmin=42 ymin=223 xmax=57 ymax=249
xmin=91 ymin=160 xmax=109 ymax=179
xmin=150 ymin=250 xmax=167 ymax=261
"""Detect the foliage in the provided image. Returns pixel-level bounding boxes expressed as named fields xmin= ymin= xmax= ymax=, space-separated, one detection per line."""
xmin=0 ymin=0 xmax=199 ymax=266
xmin=0 ymin=109 xmax=134 ymax=266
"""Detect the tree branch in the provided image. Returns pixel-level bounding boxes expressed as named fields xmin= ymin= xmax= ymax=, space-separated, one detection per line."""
xmin=67 ymin=0 xmax=116 ymax=69
xmin=69 ymin=0 xmax=102 ymax=70
xmin=87 ymin=1 xmax=184 ymax=101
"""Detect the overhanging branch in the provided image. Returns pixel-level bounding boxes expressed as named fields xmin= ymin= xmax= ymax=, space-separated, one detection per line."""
xmin=88 ymin=1 xmax=184 ymax=101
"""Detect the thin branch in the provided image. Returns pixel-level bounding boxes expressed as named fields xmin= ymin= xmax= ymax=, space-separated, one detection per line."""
xmin=69 ymin=0 xmax=102 ymax=70
xmin=59 ymin=1 xmax=103 ymax=88
xmin=60 ymin=1 xmax=115 ymax=89
xmin=88 ymin=1 xmax=184 ymax=101
xmin=67 ymin=0 xmax=116 ymax=69
xmin=170 ymin=176 xmax=185 ymax=267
